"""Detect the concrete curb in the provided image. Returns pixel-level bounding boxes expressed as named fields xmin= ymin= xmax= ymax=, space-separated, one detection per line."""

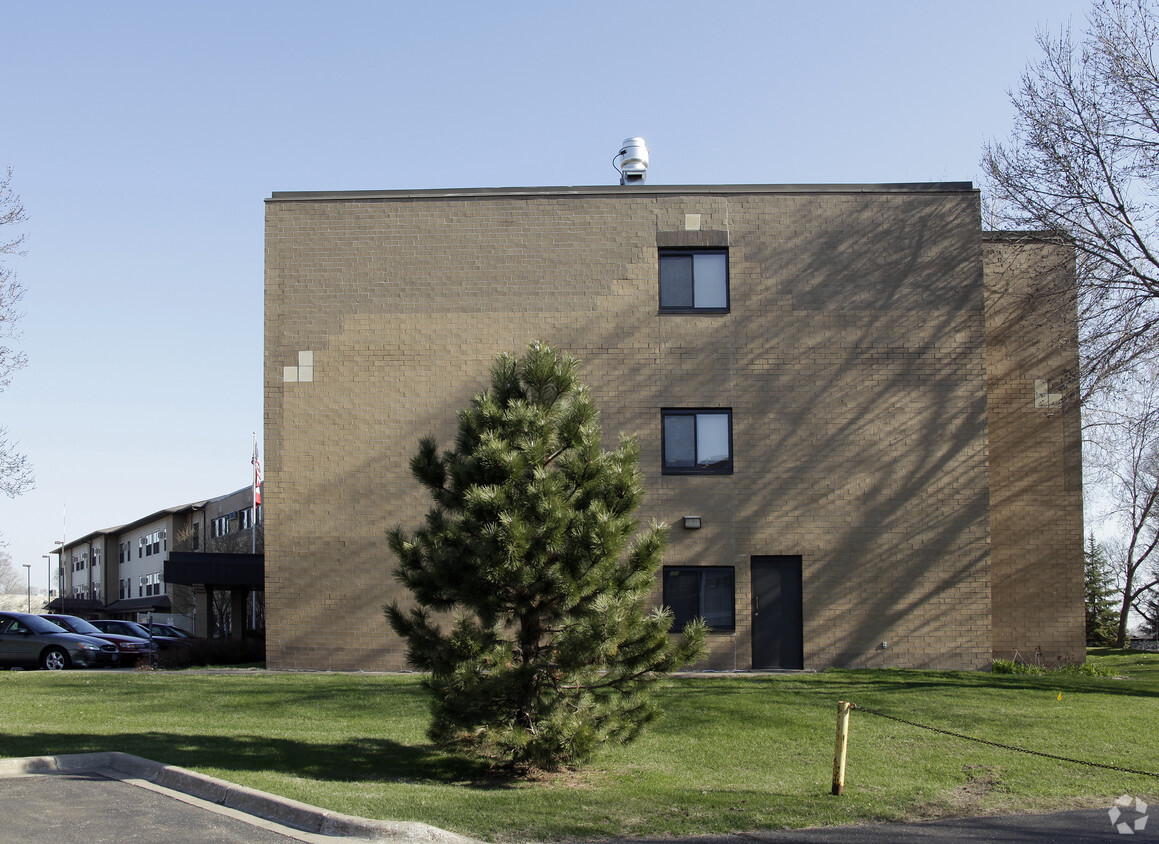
xmin=0 ymin=752 xmax=479 ymax=843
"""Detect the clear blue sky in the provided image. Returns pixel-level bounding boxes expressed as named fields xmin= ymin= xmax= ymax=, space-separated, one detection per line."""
xmin=2 ymin=0 xmax=1093 ymax=588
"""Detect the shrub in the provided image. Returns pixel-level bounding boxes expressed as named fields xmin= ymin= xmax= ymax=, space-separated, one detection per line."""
xmin=158 ymin=636 xmax=265 ymax=669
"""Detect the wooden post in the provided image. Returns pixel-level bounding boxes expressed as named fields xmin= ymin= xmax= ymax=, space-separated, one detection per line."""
xmin=832 ymin=701 xmax=852 ymax=796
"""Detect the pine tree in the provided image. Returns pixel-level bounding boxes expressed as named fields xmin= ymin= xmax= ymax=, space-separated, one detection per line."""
xmin=1085 ymin=533 xmax=1120 ymax=647
xmin=1138 ymin=593 xmax=1159 ymax=640
xmin=387 ymin=342 xmax=707 ymax=771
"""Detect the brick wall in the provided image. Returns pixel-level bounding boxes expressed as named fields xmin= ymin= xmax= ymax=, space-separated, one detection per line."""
xmin=983 ymin=233 xmax=1085 ymax=665
xmin=264 ymin=185 xmax=1008 ymax=671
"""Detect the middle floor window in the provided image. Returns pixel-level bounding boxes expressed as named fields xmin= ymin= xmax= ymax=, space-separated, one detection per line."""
xmin=662 ymin=409 xmax=733 ymax=474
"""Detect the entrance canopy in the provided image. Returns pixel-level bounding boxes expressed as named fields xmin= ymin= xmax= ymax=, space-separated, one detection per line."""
xmin=164 ymin=552 xmax=263 ymax=588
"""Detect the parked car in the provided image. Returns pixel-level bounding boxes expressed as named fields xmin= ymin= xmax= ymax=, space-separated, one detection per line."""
xmin=88 ymin=619 xmax=190 ymax=651
xmin=0 ymin=611 xmax=119 ymax=670
xmin=41 ymin=614 xmax=157 ymax=666
xmin=141 ymin=622 xmax=197 ymax=641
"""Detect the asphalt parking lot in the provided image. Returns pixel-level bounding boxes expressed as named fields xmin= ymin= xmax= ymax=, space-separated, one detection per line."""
xmin=0 ymin=752 xmax=477 ymax=844
xmin=2 ymin=771 xmax=315 ymax=843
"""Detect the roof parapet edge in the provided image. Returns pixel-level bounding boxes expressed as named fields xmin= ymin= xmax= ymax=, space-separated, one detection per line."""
xmin=267 ymin=182 xmax=976 ymax=202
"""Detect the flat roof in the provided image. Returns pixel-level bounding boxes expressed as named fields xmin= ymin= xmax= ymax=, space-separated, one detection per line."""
xmin=268 ymin=182 xmax=976 ymax=203
xmin=48 ymin=486 xmax=252 ymax=555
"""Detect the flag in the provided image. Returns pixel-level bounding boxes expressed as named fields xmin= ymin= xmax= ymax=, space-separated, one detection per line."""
xmin=252 ymin=437 xmax=262 ymax=506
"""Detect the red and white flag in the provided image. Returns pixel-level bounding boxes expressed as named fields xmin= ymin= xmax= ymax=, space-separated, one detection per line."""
xmin=252 ymin=437 xmax=262 ymax=506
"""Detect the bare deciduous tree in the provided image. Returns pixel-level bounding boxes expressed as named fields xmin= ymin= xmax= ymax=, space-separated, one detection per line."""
xmin=0 ymin=166 xmax=31 ymax=498
xmin=0 ymin=548 xmax=23 ymax=594
xmin=1086 ymin=367 xmax=1159 ymax=646
xmin=983 ymin=0 xmax=1159 ymax=399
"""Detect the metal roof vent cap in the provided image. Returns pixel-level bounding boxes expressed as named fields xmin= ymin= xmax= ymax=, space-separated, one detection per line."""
xmin=615 ymin=137 xmax=649 ymax=185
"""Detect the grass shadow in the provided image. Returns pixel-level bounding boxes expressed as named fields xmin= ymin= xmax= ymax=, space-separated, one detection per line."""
xmin=0 ymin=731 xmax=525 ymax=790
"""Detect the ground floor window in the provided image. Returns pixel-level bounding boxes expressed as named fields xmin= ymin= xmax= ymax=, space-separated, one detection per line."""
xmin=662 ymin=566 xmax=735 ymax=631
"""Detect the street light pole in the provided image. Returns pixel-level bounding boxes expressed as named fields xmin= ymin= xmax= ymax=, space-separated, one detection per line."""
xmin=55 ymin=541 xmax=65 ymax=615
xmin=42 ymin=555 xmax=51 ymax=605
xmin=23 ymin=564 xmax=31 ymax=612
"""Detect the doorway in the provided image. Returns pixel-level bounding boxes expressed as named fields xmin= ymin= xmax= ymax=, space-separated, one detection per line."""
xmin=751 ymin=555 xmax=803 ymax=669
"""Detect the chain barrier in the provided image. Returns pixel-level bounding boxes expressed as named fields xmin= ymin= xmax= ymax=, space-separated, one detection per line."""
xmin=848 ymin=702 xmax=1159 ymax=778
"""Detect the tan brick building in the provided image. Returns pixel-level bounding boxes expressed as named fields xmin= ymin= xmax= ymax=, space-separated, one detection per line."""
xmin=263 ymin=183 xmax=1083 ymax=671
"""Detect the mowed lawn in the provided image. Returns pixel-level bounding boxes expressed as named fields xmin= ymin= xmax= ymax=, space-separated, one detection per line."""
xmin=2 ymin=650 xmax=1157 ymax=842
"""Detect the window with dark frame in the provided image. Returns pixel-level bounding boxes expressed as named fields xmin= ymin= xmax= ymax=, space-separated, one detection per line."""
xmin=661 ymin=409 xmax=733 ymax=474
xmin=659 ymin=249 xmax=729 ymax=312
xmin=663 ymin=566 xmax=735 ymax=631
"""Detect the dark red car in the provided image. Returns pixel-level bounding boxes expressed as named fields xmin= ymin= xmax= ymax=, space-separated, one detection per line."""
xmin=41 ymin=614 xmax=157 ymax=666
xmin=88 ymin=618 xmax=190 ymax=651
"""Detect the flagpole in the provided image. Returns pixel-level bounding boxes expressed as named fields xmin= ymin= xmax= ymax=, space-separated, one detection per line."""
xmin=251 ymin=433 xmax=262 ymax=633
xmin=252 ymin=433 xmax=258 ymax=555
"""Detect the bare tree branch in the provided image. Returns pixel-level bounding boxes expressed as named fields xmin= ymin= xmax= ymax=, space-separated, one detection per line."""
xmin=0 ymin=548 xmax=24 ymax=594
xmin=1085 ymin=365 xmax=1159 ymax=645
xmin=983 ymin=0 xmax=1159 ymax=399
xmin=0 ymin=166 xmax=31 ymax=498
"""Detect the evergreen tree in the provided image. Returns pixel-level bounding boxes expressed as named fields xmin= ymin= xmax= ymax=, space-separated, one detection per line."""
xmin=387 ymin=342 xmax=706 ymax=771
xmin=1138 ymin=593 xmax=1159 ymax=640
xmin=1085 ymin=533 xmax=1121 ymax=646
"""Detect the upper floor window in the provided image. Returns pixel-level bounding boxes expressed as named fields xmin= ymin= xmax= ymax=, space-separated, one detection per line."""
xmin=659 ymin=249 xmax=728 ymax=312
xmin=663 ymin=566 xmax=735 ymax=631
xmin=662 ymin=409 xmax=733 ymax=474
xmin=143 ymin=572 xmax=162 ymax=596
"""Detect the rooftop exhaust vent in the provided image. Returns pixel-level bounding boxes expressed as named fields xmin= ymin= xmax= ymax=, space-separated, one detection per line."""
xmin=614 ymin=137 xmax=649 ymax=185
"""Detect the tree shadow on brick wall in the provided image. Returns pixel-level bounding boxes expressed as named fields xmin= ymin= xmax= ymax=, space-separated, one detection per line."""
xmin=268 ymin=191 xmax=1077 ymax=673
xmin=714 ymin=195 xmax=993 ymax=667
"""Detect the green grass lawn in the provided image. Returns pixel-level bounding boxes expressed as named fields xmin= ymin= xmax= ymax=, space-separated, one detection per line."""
xmin=2 ymin=649 xmax=1158 ymax=842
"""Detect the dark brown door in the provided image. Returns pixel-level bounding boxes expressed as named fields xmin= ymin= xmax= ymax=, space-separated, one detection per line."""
xmin=751 ymin=556 xmax=803 ymax=669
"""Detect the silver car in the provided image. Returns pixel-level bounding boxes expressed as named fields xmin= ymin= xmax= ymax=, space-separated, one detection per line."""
xmin=0 ymin=612 xmax=119 ymax=670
